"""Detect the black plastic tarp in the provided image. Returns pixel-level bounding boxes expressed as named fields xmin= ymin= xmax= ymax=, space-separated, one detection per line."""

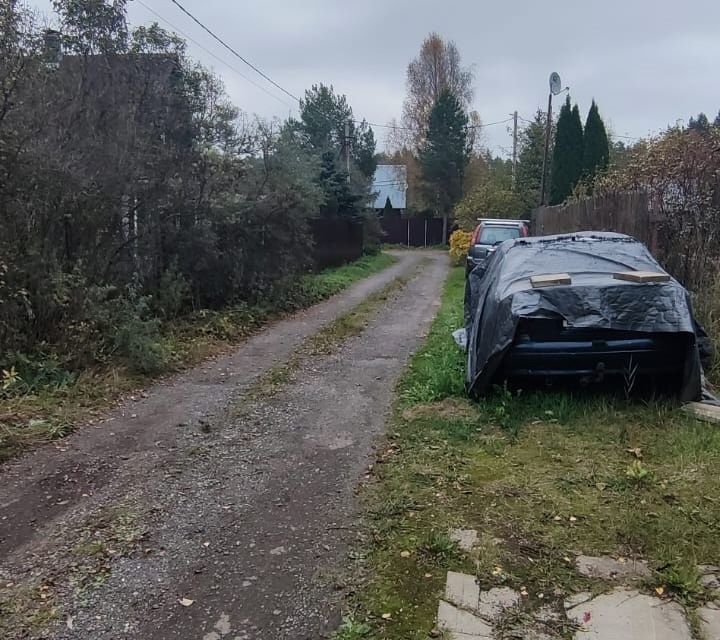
xmin=464 ymin=232 xmax=711 ymax=400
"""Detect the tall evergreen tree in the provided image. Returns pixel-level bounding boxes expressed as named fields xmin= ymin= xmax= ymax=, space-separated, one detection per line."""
xmin=687 ymin=112 xmax=710 ymax=133
xmin=550 ymin=96 xmax=583 ymax=205
xmin=714 ymin=110 xmax=720 ymax=128
xmin=582 ymin=100 xmax=609 ymax=189
xmin=516 ymin=109 xmax=550 ymax=207
xmin=419 ymin=89 xmax=469 ymax=240
xmin=419 ymin=89 xmax=469 ymax=216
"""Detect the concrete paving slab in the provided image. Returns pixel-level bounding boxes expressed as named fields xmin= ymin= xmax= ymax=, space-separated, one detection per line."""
xmin=476 ymin=587 xmax=521 ymax=619
xmin=699 ymin=565 xmax=720 ymax=591
xmin=445 ymin=572 xmax=479 ymax=611
xmin=437 ymin=600 xmax=493 ymax=639
xmin=564 ymin=592 xmax=592 ymax=610
xmin=575 ymin=555 xmax=652 ymax=580
xmin=449 ymin=528 xmax=479 ymax=552
xmin=567 ymin=588 xmax=692 ymax=640
xmin=698 ymin=602 xmax=720 ymax=640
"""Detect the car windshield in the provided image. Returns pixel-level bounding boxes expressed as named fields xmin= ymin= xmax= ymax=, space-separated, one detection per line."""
xmin=478 ymin=226 xmax=521 ymax=245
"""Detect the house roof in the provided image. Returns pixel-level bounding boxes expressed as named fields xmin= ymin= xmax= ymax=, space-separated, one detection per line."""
xmin=372 ymin=164 xmax=407 ymax=209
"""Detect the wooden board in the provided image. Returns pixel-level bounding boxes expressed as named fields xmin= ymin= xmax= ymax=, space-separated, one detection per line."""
xmin=613 ymin=271 xmax=670 ymax=283
xmin=682 ymin=402 xmax=720 ymax=424
xmin=530 ymin=273 xmax=571 ymax=288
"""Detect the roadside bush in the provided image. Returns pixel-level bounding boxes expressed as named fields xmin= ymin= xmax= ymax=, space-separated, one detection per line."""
xmin=449 ymin=230 xmax=472 ymax=266
xmin=362 ymin=211 xmax=384 ymax=255
xmin=110 ymin=295 xmax=170 ymax=375
xmin=597 ymin=127 xmax=720 ymax=290
xmin=154 ymin=263 xmax=190 ymax=319
xmin=693 ymin=273 xmax=720 ymax=383
xmin=0 ymin=352 xmax=76 ymax=397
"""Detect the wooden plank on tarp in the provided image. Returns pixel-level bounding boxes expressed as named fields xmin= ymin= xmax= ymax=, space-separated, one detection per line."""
xmin=530 ymin=273 xmax=571 ymax=288
xmin=613 ymin=271 xmax=670 ymax=283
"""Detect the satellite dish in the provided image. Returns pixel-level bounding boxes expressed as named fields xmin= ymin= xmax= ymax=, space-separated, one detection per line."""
xmin=549 ymin=72 xmax=562 ymax=95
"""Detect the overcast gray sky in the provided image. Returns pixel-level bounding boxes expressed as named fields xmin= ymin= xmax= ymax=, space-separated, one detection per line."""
xmin=27 ymin=0 xmax=720 ymax=155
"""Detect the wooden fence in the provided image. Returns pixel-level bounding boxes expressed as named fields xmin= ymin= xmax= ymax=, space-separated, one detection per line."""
xmin=311 ymin=218 xmax=364 ymax=268
xmin=380 ymin=216 xmax=448 ymax=246
xmin=531 ymin=192 xmax=659 ymax=254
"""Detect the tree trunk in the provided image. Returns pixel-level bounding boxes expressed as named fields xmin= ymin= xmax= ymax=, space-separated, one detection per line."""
xmin=442 ymin=215 xmax=448 ymax=245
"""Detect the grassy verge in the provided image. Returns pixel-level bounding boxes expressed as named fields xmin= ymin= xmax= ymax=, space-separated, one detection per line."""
xmin=0 ymin=253 xmax=397 ymax=462
xmin=342 ymin=267 xmax=720 ymax=639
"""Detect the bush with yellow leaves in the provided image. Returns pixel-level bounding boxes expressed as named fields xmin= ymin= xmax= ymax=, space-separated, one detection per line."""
xmin=449 ymin=230 xmax=473 ymax=266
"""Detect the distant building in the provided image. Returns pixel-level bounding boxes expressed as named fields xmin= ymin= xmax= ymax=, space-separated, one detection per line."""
xmin=371 ymin=165 xmax=407 ymax=215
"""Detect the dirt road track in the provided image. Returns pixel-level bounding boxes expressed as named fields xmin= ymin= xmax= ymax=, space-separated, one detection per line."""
xmin=0 ymin=250 xmax=448 ymax=639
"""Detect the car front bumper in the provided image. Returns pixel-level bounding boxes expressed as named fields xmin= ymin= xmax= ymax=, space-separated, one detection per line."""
xmin=502 ymin=329 xmax=691 ymax=381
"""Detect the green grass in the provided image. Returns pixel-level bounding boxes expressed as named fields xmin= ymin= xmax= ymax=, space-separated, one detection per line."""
xmin=0 ymin=253 xmax=397 ymax=462
xmin=343 ymin=266 xmax=720 ymax=639
xmin=311 ymin=253 xmax=397 ymax=296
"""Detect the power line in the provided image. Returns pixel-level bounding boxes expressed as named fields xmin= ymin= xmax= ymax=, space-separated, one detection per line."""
xmin=158 ymin=1 xmax=519 ymax=139
xmin=136 ymin=0 xmax=294 ymax=109
xmin=169 ymin=0 xmax=301 ymax=103
xmin=359 ymin=116 xmax=514 ymax=131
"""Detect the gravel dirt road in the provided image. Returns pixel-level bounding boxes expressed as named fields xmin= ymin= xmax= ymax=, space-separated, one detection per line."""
xmin=0 ymin=250 xmax=448 ymax=640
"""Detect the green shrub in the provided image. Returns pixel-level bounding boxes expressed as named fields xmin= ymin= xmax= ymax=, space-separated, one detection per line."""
xmin=154 ymin=263 xmax=190 ymax=319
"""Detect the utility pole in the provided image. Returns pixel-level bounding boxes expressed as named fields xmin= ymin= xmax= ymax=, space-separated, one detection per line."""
xmin=539 ymin=92 xmax=553 ymax=206
xmin=540 ymin=72 xmax=564 ymax=206
xmin=511 ymin=110 xmax=518 ymax=190
xmin=344 ymin=120 xmax=351 ymax=183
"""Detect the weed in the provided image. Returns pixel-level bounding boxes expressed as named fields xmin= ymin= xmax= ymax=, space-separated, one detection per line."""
xmin=334 ymin=617 xmax=373 ymax=639
xmin=370 ymin=495 xmax=417 ymax=519
xmin=659 ymin=564 xmax=705 ymax=604
xmin=623 ymin=355 xmax=639 ymax=401
xmin=418 ymin=531 xmax=459 ymax=563
xmin=625 ymin=460 xmax=651 ymax=485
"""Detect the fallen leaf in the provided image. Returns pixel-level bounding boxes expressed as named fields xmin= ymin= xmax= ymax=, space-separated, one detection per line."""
xmin=655 ymin=586 xmax=665 ymax=596
xmin=66 ymin=616 xmax=74 ymax=630
xmin=569 ymin=516 xmax=577 ymax=523
xmin=491 ymin=566 xmax=503 ymax=576
xmin=179 ymin=598 xmax=194 ymax=607
xmin=626 ymin=447 xmax=643 ymax=459
xmin=400 ymin=551 xmax=411 ymax=558
xmin=381 ymin=613 xmax=392 ymax=620
xmin=583 ymin=611 xmax=592 ymax=624
xmin=563 ymin=556 xmax=572 ymax=563
xmin=203 ymin=542 xmax=210 ymax=548
xmin=424 ymin=573 xmax=433 ymax=578
xmin=553 ymin=515 xmax=562 ymax=522
xmin=520 ymin=588 xmax=529 ymax=596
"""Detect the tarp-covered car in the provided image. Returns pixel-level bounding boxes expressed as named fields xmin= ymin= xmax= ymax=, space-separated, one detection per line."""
xmin=464 ymin=232 xmax=712 ymax=399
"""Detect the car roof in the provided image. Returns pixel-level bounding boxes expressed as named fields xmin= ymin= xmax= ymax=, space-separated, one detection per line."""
xmin=477 ymin=219 xmax=528 ymax=227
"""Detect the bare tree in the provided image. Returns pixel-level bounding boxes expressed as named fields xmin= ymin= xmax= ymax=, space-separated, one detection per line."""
xmin=401 ymin=32 xmax=475 ymax=149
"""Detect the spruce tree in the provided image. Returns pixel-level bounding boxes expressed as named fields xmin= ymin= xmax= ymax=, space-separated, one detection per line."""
xmin=419 ymin=89 xmax=470 ymax=215
xmin=688 ymin=112 xmax=710 ymax=133
xmin=516 ymin=109 xmax=550 ymax=207
xmin=582 ymin=100 xmax=610 ymax=188
xmin=550 ymin=96 xmax=584 ymax=205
